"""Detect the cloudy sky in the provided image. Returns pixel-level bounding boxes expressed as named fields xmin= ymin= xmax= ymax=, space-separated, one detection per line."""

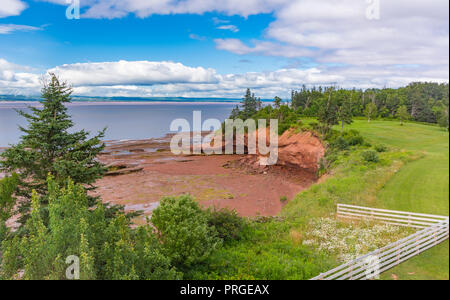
xmin=0 ymin=0 xmax=448 ymax=98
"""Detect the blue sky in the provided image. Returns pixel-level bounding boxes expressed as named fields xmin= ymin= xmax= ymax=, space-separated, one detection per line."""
xmin=1 ymin=1 xmax=282 ymax=73
xmin=0 ymin=0 xmax=448 ymax=98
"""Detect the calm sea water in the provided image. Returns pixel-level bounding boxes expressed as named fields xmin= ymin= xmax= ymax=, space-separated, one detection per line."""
xmin=0 ymin=102 xmax=235 ymax=147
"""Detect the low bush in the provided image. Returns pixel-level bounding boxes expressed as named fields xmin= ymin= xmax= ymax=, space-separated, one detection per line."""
xmin=152 ymin=195 xmax=222 ymax=268
xmin=342 ymin=130 xmax=365 ymax=146
xmin=374 ymin=144 xmax=388 ymax=153
xmin=206 ymin=208 xmax=247 ymax=243
xmin=362 ymin=150 xmax=380 ymax=163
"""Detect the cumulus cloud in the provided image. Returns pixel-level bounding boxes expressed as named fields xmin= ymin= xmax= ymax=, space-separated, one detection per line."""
xmin=262 ymin=0 xmax=449 ymax=67
xmin=0 ymin=59 xmax=40 ymax=95
xmin=0 ymin=0 xmax=27 ymax=18
xmin=39 ymin=0 xmax=285 ymax=19
xmin=2 ymin=58 xmax=448 ymax=99
xmin=47 ymin=61 xmax=219 ymax=86
xmin=37 ymin=1 xmax=448 ymax=83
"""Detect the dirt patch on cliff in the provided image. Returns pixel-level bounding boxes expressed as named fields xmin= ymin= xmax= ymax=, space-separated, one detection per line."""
xmin=94 ymin=131 xmax=325 ymax=222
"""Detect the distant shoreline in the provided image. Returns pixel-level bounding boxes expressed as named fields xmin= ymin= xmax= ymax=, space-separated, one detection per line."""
xmin=0 ymin=101 xmax=240 ymax=108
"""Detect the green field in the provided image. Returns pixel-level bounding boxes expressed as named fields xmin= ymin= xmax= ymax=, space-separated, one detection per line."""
xmin=348 ymin=120 xmax=449 ymax=280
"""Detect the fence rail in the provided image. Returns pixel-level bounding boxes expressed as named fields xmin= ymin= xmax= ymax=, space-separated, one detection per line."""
xmin=311 ymin=204 xmax=449 ymax=280
xmin=337 ymin=203 xmax=448 ymax=229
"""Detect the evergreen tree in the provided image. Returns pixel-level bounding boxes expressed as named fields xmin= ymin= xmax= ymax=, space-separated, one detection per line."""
xmin=241 ymin=88 xmax=258 ymax=119
xmin=0 ymin=74 xmax=106 ymax=223
xmin=336 ymin=90 xmax=354 ymax=134
xmin=230 ymin=105 xmax=241 ymax=120
xmin=273 ymin=96 xmax=282 ymax=109
xmin=317 ymin=87 xmax=339 ymax=134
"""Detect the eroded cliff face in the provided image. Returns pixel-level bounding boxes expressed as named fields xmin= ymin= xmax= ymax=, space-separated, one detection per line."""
xmin=277 ymin=129 xmax=325 ymax=173
xmin=231 ymin=129 xmax=325 ymax=176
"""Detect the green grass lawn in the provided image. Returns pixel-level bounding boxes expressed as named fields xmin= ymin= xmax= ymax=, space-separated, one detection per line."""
xmin=348 ymin=120 xmax=449 ymax=280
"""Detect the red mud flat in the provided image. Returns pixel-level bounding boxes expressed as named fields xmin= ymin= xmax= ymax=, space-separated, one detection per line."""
xmin=94 ymin=130 xmax=325 ymax=221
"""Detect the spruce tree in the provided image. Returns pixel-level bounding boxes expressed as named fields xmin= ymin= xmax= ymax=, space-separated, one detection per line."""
xmin=336 ymin=90 xmax=354 ymax=134
xmin=0 ymin=74 xmax=106 ymax=222
xmin=317 ymin=87 xmax=339 ymax=134
xmin=241 ymin=88 xmax=258 ymax=119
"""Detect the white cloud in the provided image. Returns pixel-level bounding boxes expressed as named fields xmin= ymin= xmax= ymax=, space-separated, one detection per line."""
xmin=36 ymin=0 xmax=449 ymax=85
xmin=189 ymin=33 xmax=206 ymax=41
xmin=2 ymin=59 xmax=447 ymax=99
xmin=261 ymin=0 xmax=449 ymax=68
xmin=217 ymin=25 xmax=239 ymax=33
xmin=0 ymin=0 xmax=27 ymax=18
xmin=47 ymin=61 xmax=219 ymax=86
xmin=0 ymin=24 xmax=42 ymax=34
xmin=0 ymin=59 xmax=40 ymax=95
xmin=215 ymin=38 xmax=314 ymax=58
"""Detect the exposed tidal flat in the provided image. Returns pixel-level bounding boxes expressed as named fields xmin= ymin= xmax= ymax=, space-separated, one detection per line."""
xmin=0 ymin=101 xmax=236 ymax=147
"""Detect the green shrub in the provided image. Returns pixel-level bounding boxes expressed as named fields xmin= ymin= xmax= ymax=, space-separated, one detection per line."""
xmin=374 ymin=144 xmax=388 ymax=153
xmin=330 ymin=136 xmax=349 ymax=151
xmin=280 ymin=196 xmax=288 ymax=203
xmin=0 ymin=177 xmax=180 ymax=280
xmin=362 ymin=150 xmax=380 ymax=163
xmin=152 ymin=195 xmax=222 ymax=268
xmin=206 ymin=208 xmax=246 ymax=243
xmin=0 ymin=174 xmax=19 ymax=242
xmin=342 ymin=130 xmax=365 ymax=146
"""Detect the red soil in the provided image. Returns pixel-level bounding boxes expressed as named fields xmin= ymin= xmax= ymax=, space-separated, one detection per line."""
xmin=94 ymin=130 xmax=325 ymax=221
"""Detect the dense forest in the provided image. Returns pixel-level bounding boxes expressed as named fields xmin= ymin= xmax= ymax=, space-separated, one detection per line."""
xmin=231 ymin=82 xmax=449 ymax=132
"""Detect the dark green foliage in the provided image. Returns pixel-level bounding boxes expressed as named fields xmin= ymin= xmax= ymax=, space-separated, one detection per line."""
xmin=317 ymin=88 xmax=339 ymax=134
xmin=361 ymin=150 xmax=380 ymax=163
xmin=239 ymin=88 xmax=261 ymax=119
xmin=0 ymin=177 xmax=181 ymax=280
xmin=273 ymin=96 xmax=282 ymax=109
xmin=0 ymin=174 xmax=19 ymax=242
xmin=374 ymin=144 xmax=388 ymax=153
xmin=231 ymin=90 xmax=302 ymax=135
xmin=319 ymin=129 xmax=366 ymax=174
xmin=152 ymin=195 xmax=222 ymax=268
xmin=329 ymin=137 xmax=349 ymax=151
xmin=206 ymin=208 xmax=247 ymax=243
xmin=0 ymin=74 xmax=107 ymax=224
xmin=290 ymin=82 xmax=448 ymax=125
xmin=341 ymin=130 xmax=365 ymax=146
xmin=336 ymin=89 xmax=354 ymax=133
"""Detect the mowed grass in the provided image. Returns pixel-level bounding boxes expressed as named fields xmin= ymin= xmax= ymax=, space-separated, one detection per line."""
xmin=348 ymin=120 xmax=449 ymax=280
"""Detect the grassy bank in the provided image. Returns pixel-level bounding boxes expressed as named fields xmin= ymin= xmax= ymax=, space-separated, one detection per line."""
xmin=348 ymin=120 xmax=449 ymax=280
xmin=192 ymin=120 xmax=448 ymax=280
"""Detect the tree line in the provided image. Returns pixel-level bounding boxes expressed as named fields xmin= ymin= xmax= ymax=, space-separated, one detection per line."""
xmin=290 ymin=82 xmax=449 ymax=129
xmin=232 ymin=82 xmax=449 ymax=133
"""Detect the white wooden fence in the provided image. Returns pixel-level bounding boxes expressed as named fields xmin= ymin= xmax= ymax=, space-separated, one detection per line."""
xmin=311 ymin=204 xmax=449 ymax=280
xmin=337 ymin=203 xmax=449 ymax=229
